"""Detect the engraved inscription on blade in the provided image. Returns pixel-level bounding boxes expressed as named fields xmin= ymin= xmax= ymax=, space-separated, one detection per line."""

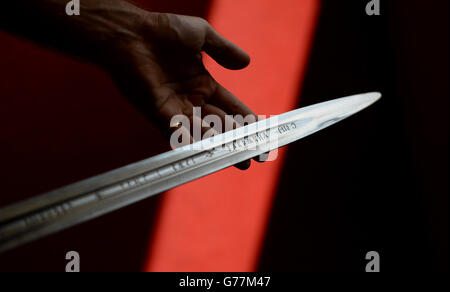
xmin=0 ymin=92 xmax=381 ymax=253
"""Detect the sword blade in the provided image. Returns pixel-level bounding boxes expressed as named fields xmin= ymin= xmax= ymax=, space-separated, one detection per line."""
xmin=0 ymin=92 xmax=381 ymax=252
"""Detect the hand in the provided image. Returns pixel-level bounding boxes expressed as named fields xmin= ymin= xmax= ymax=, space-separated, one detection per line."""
xmin=0 ymin=1 xmax=259 ymax=169
xmin=104 ymin=12 xmax=257 ymax=169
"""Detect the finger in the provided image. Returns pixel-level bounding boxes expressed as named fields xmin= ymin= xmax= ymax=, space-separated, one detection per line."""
xmin=203 ymin=103 xmax=253 ymax=170
xmin=235 ymin=160 xmax=251 ymax=171
xmin=210 ymin=84 xmax=256 ymax=118
xmin=203 ymin=24 xmax=250 ymax=70
xmin=155 ymin=91 xmax=198 ymax=144
xmin=211 ymin=85 xmax=268 ymax=164
xmin=202 ymin=103 xmax=228 ymax=133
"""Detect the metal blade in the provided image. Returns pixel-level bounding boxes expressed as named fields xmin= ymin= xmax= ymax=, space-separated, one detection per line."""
xmin=0 ymin=92 xmax=381 ymax=253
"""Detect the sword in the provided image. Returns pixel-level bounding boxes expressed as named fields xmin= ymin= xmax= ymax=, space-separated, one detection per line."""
xmin=0 ymin=92 xmax=381 ymax=253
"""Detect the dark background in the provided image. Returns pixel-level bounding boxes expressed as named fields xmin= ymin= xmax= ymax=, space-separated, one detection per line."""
xmin=259 ymin=0 xmax=448 ymax=271
xmin=0 ymin=0 xmax=448 ymax=271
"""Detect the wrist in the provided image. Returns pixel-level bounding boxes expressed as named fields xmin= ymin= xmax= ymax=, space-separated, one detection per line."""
xmin=68 ymin=1 xmax=151 ymax=67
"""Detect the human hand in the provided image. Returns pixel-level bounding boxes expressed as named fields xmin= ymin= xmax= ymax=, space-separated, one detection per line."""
xmin=0 ymin=0 xmax=263 ymax=170
xmin=102 ymin=10 xmax=258 ymax=169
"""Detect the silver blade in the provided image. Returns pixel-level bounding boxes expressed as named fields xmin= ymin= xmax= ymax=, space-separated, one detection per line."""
xmin=0 ymin=92 xmax=381 ymax=253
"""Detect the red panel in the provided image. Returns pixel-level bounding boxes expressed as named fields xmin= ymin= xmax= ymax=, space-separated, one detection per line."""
xmin=145 ymin=0 xmax=320 ymax=271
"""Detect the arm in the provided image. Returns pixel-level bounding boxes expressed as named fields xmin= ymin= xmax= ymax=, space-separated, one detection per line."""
xmin=0 ymin=0 xmax=147 ymax=65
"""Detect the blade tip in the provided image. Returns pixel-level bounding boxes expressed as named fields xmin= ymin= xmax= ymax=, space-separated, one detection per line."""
xmin=359 ymin=91 xmax=382 ymax=108
xmin=367 ymin=91 xmax=382 ymax=101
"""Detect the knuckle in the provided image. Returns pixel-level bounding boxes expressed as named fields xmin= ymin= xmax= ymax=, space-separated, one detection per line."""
xmin=195 ymin=17 xmax=212 ymax=34
xmin=155 ymin=12 xmax=170 ymax=28
xmin=195 ymin=16 xmax=209 ymax=26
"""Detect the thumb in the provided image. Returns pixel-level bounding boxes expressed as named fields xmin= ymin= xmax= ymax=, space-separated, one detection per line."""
xmin=203 ymin=25 xmax=250 ymax=70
